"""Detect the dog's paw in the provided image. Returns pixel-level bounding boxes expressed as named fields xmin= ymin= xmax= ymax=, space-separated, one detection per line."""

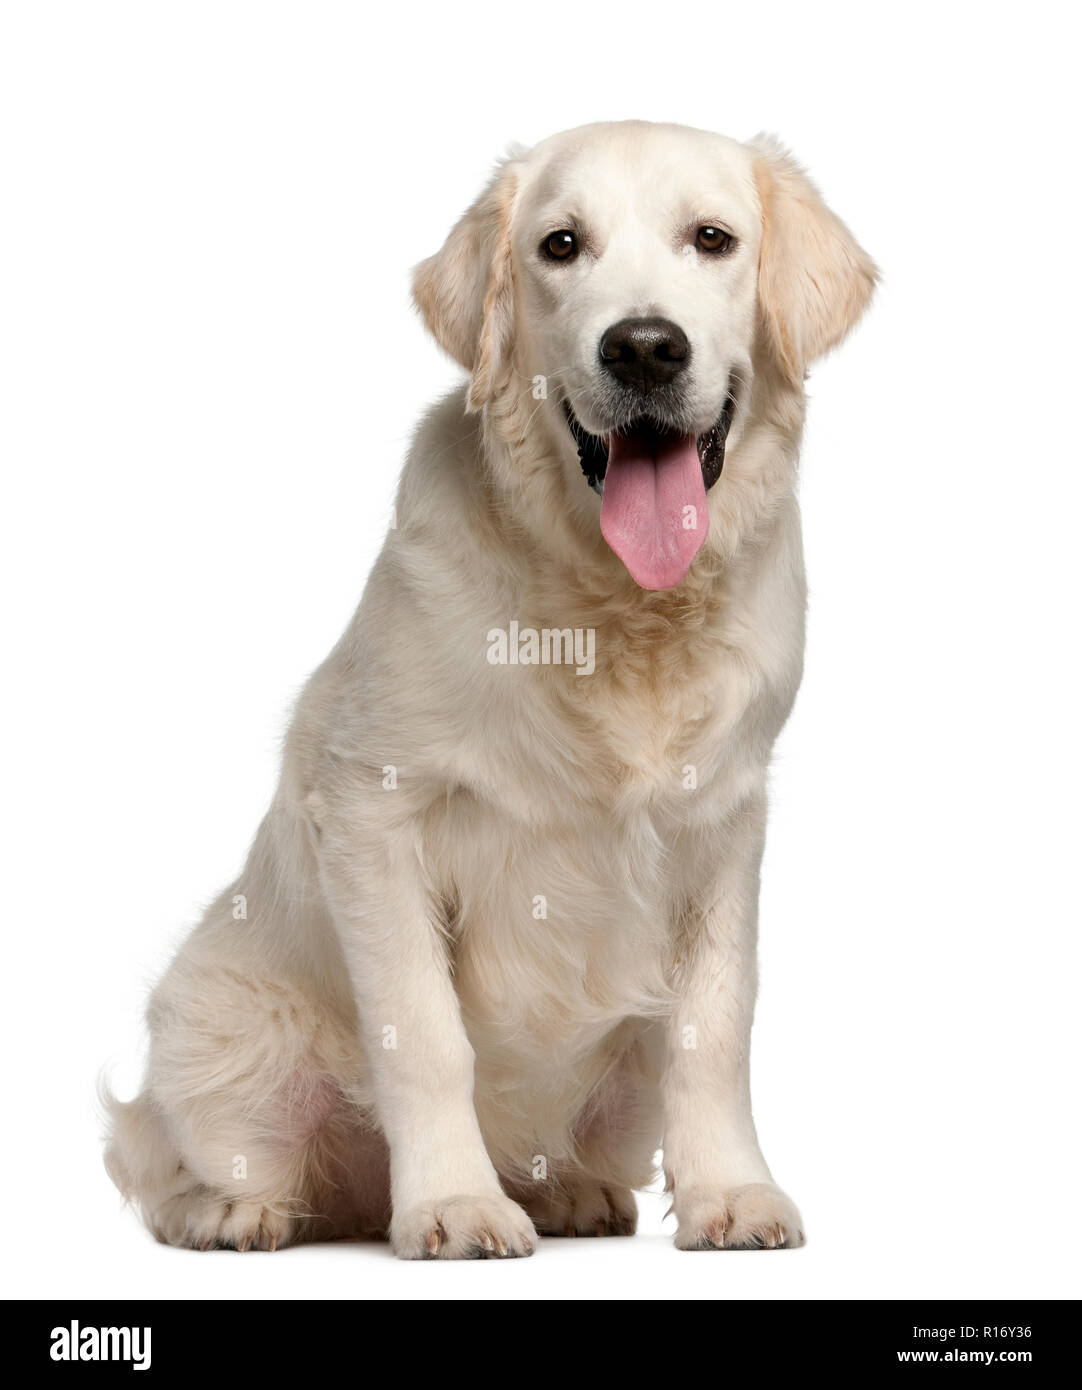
xmin=392 ymin=1193 xmax=537 ymax=1260
xmin=151 ymin=1187 xmax=293 ymax=1251
xmin=525 ymin=1181 xmax=638 ymax=1237
xmin=673 ymin=1182 xmax=805 ymax=1251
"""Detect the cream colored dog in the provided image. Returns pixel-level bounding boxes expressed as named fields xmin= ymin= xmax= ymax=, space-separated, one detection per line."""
xmin=105 ymin=121 xmax=875 ymax=1258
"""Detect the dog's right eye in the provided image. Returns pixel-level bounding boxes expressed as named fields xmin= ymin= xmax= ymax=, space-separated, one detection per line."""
xmin=541 ymin=230 xmax=578 ymax=262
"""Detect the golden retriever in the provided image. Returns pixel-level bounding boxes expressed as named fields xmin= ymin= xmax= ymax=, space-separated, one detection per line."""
xmin=104 ymin=120 xmax=875 ymax=1257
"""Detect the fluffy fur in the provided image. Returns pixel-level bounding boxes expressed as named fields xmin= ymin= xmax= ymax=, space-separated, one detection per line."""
xmin=104 ymin=121 xmax=875 ymax=1257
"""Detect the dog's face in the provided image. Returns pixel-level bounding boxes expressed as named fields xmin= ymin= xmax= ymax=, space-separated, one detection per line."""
xmin=414 ymin=122 xmax=875 ymax=590
xmin=513 ymin=124 xmax=758 ymax=451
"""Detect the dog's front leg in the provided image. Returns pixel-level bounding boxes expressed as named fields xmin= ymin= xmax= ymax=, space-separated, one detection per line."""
xmin=318 ymin=808 xmax=536 ymax=1259
xmin=664 ymin=794 xmax=805 ymax=1250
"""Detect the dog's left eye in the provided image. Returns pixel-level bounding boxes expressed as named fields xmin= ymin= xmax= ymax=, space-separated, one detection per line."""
xmin=542 ymin=230 xmax=578 ymax=262
xmin=696 ymin=226 xmax=733 ymax=253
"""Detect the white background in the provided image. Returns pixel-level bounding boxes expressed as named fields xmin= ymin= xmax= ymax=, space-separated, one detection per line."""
xmin=2 ymin=0 xmax=1079 ymax=1302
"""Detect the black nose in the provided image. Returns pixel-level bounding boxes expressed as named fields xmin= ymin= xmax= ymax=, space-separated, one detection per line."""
xmin=599 ymin=317 xmax=690 ymax=393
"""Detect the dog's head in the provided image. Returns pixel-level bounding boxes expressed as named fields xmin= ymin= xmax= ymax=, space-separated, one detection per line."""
xmin=414 ymin=121 xmax=876 ymax=591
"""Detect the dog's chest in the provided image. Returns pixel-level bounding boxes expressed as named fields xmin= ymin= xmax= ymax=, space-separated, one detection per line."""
xmin=424 ymin=576 xmax=798 ymax=1057
xmin=429 ymin=636 xmax=762 ymax=1044
xmin=433 ymin=787 xmax=678 ymax=1058
xmin=532 ymin=613 xmax=768 ymax=809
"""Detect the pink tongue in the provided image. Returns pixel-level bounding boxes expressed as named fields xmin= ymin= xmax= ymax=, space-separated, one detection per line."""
xmin=600 ymin=428 xmax=708 ymax=589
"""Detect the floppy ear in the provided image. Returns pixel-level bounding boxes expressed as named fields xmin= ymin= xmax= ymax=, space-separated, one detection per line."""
xmin=751 ymin=135 xmax=878 ymax=386
xmin=411 ymin=160 xmax=519 ymax=413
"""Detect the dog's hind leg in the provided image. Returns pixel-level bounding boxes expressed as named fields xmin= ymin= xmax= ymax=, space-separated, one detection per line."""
xmin=508 ymin=1026 xmax=661 ymax=1238
xmin=104 ymin=950 xmax=386 ymax=1250
xmin=518 ymin=1176 xmax=640 ymax=1238
xmin=105 ymin=1084 xmax=301 ymax=1251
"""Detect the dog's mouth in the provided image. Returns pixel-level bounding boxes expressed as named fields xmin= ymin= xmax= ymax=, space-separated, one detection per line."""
xmin=564 ymin=391 xmax=736 ymax=591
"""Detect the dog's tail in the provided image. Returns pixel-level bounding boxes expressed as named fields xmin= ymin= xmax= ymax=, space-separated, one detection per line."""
xmin=99 ymin=1078 xmax=182 ymax=1233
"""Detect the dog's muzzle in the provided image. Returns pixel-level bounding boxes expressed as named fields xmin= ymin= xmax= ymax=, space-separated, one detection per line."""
xmin=560 ymin=384 xmax=739 ymax=591
xmin=564 ymin=384 xmax=737 ymax=496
